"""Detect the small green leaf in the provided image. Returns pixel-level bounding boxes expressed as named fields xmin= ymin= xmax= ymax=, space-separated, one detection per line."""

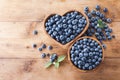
xmin=45 ymin=61 xmax=52 ymax=68
xmin=57 ymin=55 xmax=66 ymax=62
xmin=97 ymin=19 xmax=106 ymax=28
xmin=54 ymin=62 xmax=59 ymax=68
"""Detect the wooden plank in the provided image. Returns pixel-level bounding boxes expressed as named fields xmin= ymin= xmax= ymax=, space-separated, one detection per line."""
xmin=0 ymin=58 xmax=119 ymax=80
xmin=0 ymin=0 xmax=119 ymax=21
xmin=0 ymin=22 xmax=119 ymax=58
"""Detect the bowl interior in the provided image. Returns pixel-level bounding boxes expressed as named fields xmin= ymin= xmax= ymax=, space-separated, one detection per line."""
xmin=44 ymin=10 xmax=89 ymax=47
xmin=68 ymin=36 xmax=104 ymax=72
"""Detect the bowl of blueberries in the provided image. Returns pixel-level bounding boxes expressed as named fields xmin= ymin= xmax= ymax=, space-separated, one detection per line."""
xmin=44 ymin=10 xmax=89 ymax=46
xmin=68 ymin=36 xmax=104 ymax=72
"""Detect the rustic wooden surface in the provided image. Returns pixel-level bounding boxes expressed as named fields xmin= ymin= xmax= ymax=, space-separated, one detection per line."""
xmin=0 ymin=0 xmax=120 ymax=80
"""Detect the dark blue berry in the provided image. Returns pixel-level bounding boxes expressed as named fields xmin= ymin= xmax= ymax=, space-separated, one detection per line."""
xmin=32 ymin=44 xmax=37 ymax=48
xmin=33 ymin=30 xmax=38 ymax=35
xmin=96 ymin=5 xmax=100 ymax=10
xmin=103 ymin=8 xmax=108 ymax=12
xmin=41 ymin=53 xmax=46 ymax=58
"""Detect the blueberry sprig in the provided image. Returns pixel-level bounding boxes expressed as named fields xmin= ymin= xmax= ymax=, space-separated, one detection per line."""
xmin=45 ymin=55 xmax=66 ymax=68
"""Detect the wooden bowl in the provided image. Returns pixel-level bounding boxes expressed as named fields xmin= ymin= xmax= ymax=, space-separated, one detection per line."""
xmin=68 ymin=36 xmax=104 ymax=72
xmin=43 ymin=10 xmax=89 ymax=49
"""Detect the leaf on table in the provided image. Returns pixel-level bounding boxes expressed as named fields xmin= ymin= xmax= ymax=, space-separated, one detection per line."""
xmin=54 ymin=62 xmax=59 ymax=68
xmin=45 ymin=61 xmax=52 ymax=68
xmin=57 ymin=55 xmax=66 ymax=62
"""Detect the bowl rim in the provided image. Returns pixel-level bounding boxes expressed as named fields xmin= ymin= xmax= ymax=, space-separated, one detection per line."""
xmin=43 ymin=10 xmax=89 ymax=48
xmin=67 ymin=36 xmax=104 ymax=72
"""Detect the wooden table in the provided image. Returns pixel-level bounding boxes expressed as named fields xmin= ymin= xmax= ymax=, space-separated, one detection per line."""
xmin=0 ymin=0 xmax=120 ymax=80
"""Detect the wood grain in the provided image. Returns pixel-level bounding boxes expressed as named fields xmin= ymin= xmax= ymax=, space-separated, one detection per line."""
xmin=0 ymin=0 xmax=119 ymax=21
xmin=0 ymin=58 xmax=120 ymax=80
xmin=0 ymin=0 xmax=120 ymax=80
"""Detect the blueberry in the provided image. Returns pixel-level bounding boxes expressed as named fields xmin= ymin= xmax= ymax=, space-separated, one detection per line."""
xmin=89 ymin=66 xmax=93 ymax=70
xmin=96 ymin=5 xmax=100 ymax=10
xmin=33 ymin=30 xmax=38 ymax=35
xmin=79 ymin=53 xmax=83 ymax=57
xmin=102 ymin=44 xmax=106 ymax=49
xmin=50 ymin=58 xmax=55 ymax=63
xmin=112 ymin=35 xmax=115 ymax=38
xmin=41 ymin=44 xmax=46 ymax=49
xmin=84 ymin=53 xmax=89 ymax=57
xmin=60 ymin=35 xmax=65 ymax=41
xmin=96 ymin=28 xmax=102 ymax=32
xmin=107 ymin=35 xmax=112 ymax=40
xmin=85 ymin=63 xmax=89 ymax=68
xmin=96 ymin=11 xmax=100 ymax=16
xmin=89 ymin=52 xmax=93 ymax=56
xmin=73 ymin=25 xmax=77 ymax=29
xmin=32 ymin=44 xmax=37 ymax=48
xmin=41 ymin=53 xmax=46 ymax=58
xmin=47 ymin=53 xmax=50 ymax=57
xmin=91 ymin=10 xmax=96 ymax=15
xmin=98 ymin=57 xmax=102 ymax=61
xmin=95 ymin=61 xmax=100 ymax=65
xmin=48 ymin=45 xmax=53 ymax=50
xmin=38 ymin=47 xmax=42 ymax=51
xmin=103 ymin=8 xmax=108 ymax=12
xmin=84 ymin=6 xmax=89 ymax=11
xmin=92 ymin=59 xmax=96 ymax=63
xmin=106 ymin=18 xmax=112 ymax=23
xmin=87 ymin=13 xmax=92 ymax=18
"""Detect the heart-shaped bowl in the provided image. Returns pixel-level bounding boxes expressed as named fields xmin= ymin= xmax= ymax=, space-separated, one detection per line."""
xmin=68 ymin=36 xmax=104 ymax=72
xmin=43 ymin=10 xmax=89 ymax=48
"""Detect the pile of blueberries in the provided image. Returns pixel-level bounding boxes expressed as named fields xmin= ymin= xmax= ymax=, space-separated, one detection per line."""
xmin=70 ymin=38 xmax=103 ymax=70
xmin=83 ymin=5 xmax=115 ymax=45
xmin=45 ymin=11 xmax=87 ymax=44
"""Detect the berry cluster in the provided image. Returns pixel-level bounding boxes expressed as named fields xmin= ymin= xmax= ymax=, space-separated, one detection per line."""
xmin=41 ymin=53 xmax=58 ymax=63
xmin=45 ymin=11 xmax=87 ymax=44
xmin=70 ymin=38 xmax=103 ymax=70
xmin=83 ymin=5 xmax=114 ymax=44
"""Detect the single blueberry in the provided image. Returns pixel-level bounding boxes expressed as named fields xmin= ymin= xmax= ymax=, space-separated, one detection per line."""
xmin=103 ymin=8 xmax=108 ymax=12
xmin=33 ymin=30 xmax=38 ymax=35
xmin=102 ymin=44 xmax=106 ymax=49
xmin=32 ymin=44 xmax=37 ymax=48
xmin=41 ymin=44 xmax=46 ymax=49
xmin=84 ymin=6 xmax=89 ymax=11
xmin=41 ymin=53 xmax=46 ymax=58
xmin=91 ymin=10 xmax=96 ymax=15
xmin=106 ymin=18 xmax=112 ymax=23
xmin=48 ymin=45 xmax=53 ymax=50
xmin=96 ymin=5 xmax=100 ymax=10
xmin=85 ymin=63 xmax=89 ymax=68
xmin=38 ymin=47 xmax=42 ymax=51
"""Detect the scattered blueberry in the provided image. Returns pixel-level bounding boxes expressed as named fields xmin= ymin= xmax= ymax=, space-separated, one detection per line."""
xmin=48 ymin=45 xmax=53 ymax=50
xmin=106 ymin=18 xmax=112 ymax=23
xmin=33 ymin=30 xmax=38 ymax=35
xmin=38 ymin=47 xmax=42 ymax=51
xmin=112 ymin=35 xmax=115 ymax=38
xmin=103 ymin=8 xmax=108 ymax=12
xmin=41 ymin=44 xmax=46 ymax=49
xmin=32 ymin=44 xmax=37 ymax=48
xmin=96 ymin=5 xmax=100 ymax=10
xmin=41 ymin=53 xmax=46 ymax=58
xmin=47 ymin=53 xmax=50 ymax=57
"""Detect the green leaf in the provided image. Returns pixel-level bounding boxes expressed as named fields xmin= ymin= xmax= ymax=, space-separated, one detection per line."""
xmin=97 ymin=19 xmax=106 ymax=28
xmin=57 ymin=55 xmax=66 ymax=62
xmin=45 ymin=61 xmax=52 ymax=68
xmin=54 ymin=62 xmax=59 ymax=68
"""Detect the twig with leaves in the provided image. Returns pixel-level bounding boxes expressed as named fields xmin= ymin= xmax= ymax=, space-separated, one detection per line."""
xmin=45 ymin=55 xmax=66 ymax=69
